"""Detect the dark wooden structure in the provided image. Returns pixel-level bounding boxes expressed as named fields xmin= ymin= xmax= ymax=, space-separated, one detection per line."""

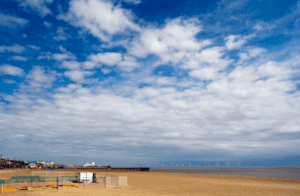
xmin=0 ymin=154 xmax=29 ymax=169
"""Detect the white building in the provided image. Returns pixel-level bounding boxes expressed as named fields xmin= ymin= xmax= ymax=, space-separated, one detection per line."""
xmin=83 ymin=162 xmax=95 ymax=167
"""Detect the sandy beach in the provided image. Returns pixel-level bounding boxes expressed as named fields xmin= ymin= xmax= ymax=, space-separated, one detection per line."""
xmin=1 ymin=169 xmax=300 ymax=195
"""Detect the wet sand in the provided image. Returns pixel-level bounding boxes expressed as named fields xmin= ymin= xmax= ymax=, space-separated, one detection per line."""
xmin=1 ymin=169 xmax=300 ymax=195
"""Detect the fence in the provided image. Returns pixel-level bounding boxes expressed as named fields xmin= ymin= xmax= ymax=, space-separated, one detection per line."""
xmin=81 ymin=177 xmax=105 ymax=189
xmin=0 ymin=176 xmax=77 ymax=184
xmin=16 ymin=171 xmax=78 ymax=177
xmin=0 ymin=175 xmax=127 ymax=193
xmin=39 ymin=176 xmax=77 ymax=181
xmin=108 ymin=176 xmax=127 ymax=188
xmin=0 ymin=178 xmax=81 ymax=193
xmin=73 ymin=176 xmax=127 ymax=189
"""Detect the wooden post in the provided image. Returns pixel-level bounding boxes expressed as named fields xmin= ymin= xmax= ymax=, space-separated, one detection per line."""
xmin=57 ymin=177 xmax=59 ymax=190
xmin=1 ymin=183 xmax=3 ymax=194
xmin=31 ymin=179 xmax=33 ymax=191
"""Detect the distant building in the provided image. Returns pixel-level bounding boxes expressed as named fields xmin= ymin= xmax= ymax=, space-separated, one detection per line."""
xmin=44 ymin=162 xmax=54 ymax=166
xmin=83 ymin=162 xmax=95 ymax=167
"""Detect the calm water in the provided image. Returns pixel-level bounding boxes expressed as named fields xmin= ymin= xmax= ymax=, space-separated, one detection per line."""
xmin=149 ymin=167 xmax=300 ymax=179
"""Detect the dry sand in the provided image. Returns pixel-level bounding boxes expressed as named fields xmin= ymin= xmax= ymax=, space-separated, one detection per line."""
xmin=1 ymin=169 xmax=300 ymax=195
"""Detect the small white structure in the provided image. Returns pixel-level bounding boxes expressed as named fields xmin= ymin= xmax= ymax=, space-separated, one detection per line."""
xmin=83 ymin=162 xmax=95 ymax=167
xmin=78 ymin=172 xmax=94 ymax=183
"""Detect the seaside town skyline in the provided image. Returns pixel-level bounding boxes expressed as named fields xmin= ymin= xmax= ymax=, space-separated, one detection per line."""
xmin=0 ymin=0 xmax=300 ymax=168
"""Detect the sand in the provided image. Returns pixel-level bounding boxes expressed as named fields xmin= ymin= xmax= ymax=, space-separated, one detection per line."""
xmin=0 ymin=169 xmax=300 ymax=195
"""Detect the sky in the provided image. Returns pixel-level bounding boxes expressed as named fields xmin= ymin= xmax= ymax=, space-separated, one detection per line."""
xmin=0 ymin=0 xmax=300 ymax=167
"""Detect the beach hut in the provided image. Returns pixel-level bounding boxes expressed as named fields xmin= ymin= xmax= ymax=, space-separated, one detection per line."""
xmin=77 ymin=172 xmax=94 ymax=183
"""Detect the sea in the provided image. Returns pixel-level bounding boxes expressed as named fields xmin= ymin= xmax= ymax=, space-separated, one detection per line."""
xmin=149 ymin=167 xmax=300 ymax=180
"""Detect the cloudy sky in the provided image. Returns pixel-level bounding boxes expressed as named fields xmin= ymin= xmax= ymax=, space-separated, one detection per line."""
xmin=0 ymin=0 xmax=300 ymax=167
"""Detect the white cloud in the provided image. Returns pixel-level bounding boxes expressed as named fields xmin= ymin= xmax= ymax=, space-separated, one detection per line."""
xmin=0 ymin=45 xmax=25 ymax=53
xmin=142 ymin=76 xmax=176 ymax=86
xmin=68 ymin=83 xmax=79 ymax=90
xmin=59 ymin=0 xmax=140 ymax=42
xmin=17 ymin=0 xmax=53 ymax=17
xmin=183 ymin=47 xmax=233 ymax=77
xmin=25 ymin=66 xmax=57 ymax=88
xmin=253 ymin=21 xmax=276 ymax=31
xmin=61 ymin=61 xmax=81 ymax=70
xmin=83 ymin=53 xmax=139 ymax=71
xmin=53 ymin=27 xmax=69 ymax=41
xmin=195 ymin=47 xmax=225 ymax=65
xmin=101 ymin=68 xmax=112 ymax=74
xmin=11 ymin=56 xmax=27 ymax=61
xmin=0 ymin=13 xmax=28 ymax=29
xmin=1 ymin=54 xmax=300 ymax=159
xmin=52 ymin=54 xmax=70 ymax=61
xmin=238 ymin=47 xmax=266 ymax=64
xmin=129 ymin=17 xmax=206 ymax=64
xmin=37 ymin=52 xmax=52 ymax=61
xmin=248 ymin=47 xmax=266 ymax=57
xmin=64 ymin=70 xmax=94 ymax=82
xmin=99 ymin=39 xmax=130 ymax=49
xmin=27 ymin=67 xmax=49 ymax=82
xmin=117 ymin=61 xmax=139 ymax=71
xmin=253 ymin=23 xmax=262 ymax=31
xmin=83 ymin=61 xmax=98 ymax=69
xmin=28 ymin=45 xmax=40 ymax=50
xmin=225 ymin=35 xmax=246 ymax=50
xmin=257 ymin=61 xmax=290 ymax=79
xmin=89 ymin=52 xmax=122 ymax=66
xmin=3 ymin=79 xmax=16 ymax=84
xmin=117 ymin=55 xmax=139 ymax=71
xmin=122 ymin=0 xmax=141 ymax=5
xmin=52 ymin=53 xmax=76 ymax=61
xmin=43 ymin=21 xmax=52 ymax=28
xmin=224 ymin=34 xmax=255 ymax=50
xmin=238 ymin=52 xmax=250 ymax=62
xmin=58 ymin=46 xmax=67 ymax=53
xmin=189 ymin=67 xmax=218 ymax=80
xmin=75 ymin=87 xmax=91 ymax=95
xmin=0 ymin=64 xmax=24 ymax=76
xmin=53 ymin=35 xmax=67 ymax=41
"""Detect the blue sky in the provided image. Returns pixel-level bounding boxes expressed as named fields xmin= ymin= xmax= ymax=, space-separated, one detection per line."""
xmin=0 ymin=0 xmax=300 ymax=167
